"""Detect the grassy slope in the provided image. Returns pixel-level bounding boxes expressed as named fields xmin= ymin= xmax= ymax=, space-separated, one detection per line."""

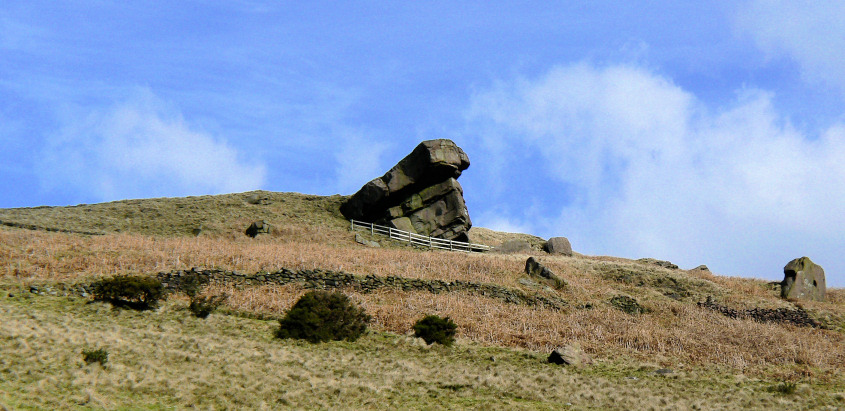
xmin=1 ymin=191 xmax=844 ymax=409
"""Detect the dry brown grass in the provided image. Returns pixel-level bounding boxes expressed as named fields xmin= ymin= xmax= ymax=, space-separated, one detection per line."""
xmin=4 ymin=222 xmax=845 ymax=383
xmin=8 ymin=294 xmax=841 ymax=410
xmin=213 ymin=283 xmax=845 ymax=379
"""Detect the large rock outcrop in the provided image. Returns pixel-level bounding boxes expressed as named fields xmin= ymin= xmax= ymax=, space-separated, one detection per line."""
xmin=340 ymin=139 xmax=472 ymax=242
xmin=781 ymin=257 xmax=826 ymax=302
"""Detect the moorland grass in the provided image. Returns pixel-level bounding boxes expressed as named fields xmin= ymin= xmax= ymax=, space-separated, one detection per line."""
xmin=1 ymin=191 xmax=844 ymax=409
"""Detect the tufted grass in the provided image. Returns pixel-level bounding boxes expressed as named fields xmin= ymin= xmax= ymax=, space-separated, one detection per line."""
xmin=1 ymin=191 xmax=845 ymax=408
xmin=1 ymin=292 xmax=844 ymax=410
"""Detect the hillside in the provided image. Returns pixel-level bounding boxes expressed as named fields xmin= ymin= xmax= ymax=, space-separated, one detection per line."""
xmin=1 ymin=191 xmax=844 ymax=409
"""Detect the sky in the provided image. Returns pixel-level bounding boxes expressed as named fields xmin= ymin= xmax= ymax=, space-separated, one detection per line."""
xmin=2 ymin=1 xmax=844 ymax=286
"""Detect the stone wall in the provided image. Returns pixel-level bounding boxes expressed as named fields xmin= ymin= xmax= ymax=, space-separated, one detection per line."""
xmin=156 ymin=267 xmax=567 ymax=310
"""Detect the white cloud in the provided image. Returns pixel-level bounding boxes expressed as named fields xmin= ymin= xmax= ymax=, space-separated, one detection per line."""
xmin=334 ymin=130 xmax=391 ymax=193
xmin=467 ymin=63 xmax=845 ymax=285
xmin=40 ymin=90 xmax=266 ymax=201
xmin=735 ymin=1 xmax=845 ymax=92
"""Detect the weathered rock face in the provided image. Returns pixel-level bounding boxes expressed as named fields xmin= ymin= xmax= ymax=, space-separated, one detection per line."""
xmin=781 ymin=257 xmax=826 ymax=301
xmin=340 ymin=139 xmax=472 ymax=242
xmin=544 ymin=237 xmax=572 ymax=256
xmin=245 ymin=220 xmax=271 ymax=238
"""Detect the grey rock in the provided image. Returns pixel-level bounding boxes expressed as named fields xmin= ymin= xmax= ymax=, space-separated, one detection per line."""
xmin=340 ymin=139 xmax=472 ymax=242
xmin=637 ymin=258 xmax=679 ymax=270
xmin=524 ymin=257 xmax=566 ymax=288
xmin=692 ymin=265 xmax=709 ymax=271
xmin=544 ymin=237 xmax=572 ymax=256
xmin=493 ymin=240 xmax=531 ymax=254
xmin=548 ymin=344 xmax=591 ymax=367
xmin=610 ymin=295 xmax=645 ymax=315
xmin=355 ymin=233 xmax=381 ymax=248
xmin=245 ymin=193 xmax=270 ymax=205
xmin=781 ymin=256 xmax=826 ymax=302
xmin=245 ymin=220 xmax=271 ymax=238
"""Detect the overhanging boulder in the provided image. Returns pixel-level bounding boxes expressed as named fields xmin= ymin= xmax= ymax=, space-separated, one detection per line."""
xmin=340 ymin=139 xmax=472 ymax=242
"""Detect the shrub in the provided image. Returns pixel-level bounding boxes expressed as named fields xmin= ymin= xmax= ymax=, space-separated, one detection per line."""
xmin=189 ymin=294 xmax=227 ymax=318
xmin=769 ymin=381 xmax=798 ymax=395
xmin=91 ymin=275 xmax=165 ymax=310
xmin=275 ymin=291 xmax=370 ymax=343
xmin=413 ymin=315 xmax=457 ymax=346
xmin=81 ymin=348 xmax=108 ymax=366
xmin=610 ymin=295 xmax=645 ymax=315
xmin=181 ymin=272 xmax=209 ymax=298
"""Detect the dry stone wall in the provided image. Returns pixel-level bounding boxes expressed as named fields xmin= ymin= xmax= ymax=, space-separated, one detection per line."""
xmin=156 ymin=267 xmax=567 ymax=310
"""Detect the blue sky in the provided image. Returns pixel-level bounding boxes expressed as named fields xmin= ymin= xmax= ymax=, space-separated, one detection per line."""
xmin=2 ymin=1 xmax=844 ymax=286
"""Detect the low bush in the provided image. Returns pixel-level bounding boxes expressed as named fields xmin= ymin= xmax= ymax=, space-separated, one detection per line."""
xmin=275 ymin=291 xmax=370 ymax=343
xmin=189 ymin=294 xmax=227 ymax=318
xmin=181 ymin=272 xmax=209 ymax=298
xmin=91 ymin=275 xmax=165 ymax=310
xmin=81 ymin=348 xmax=108 ymax=366
xmin=413 ymin=315 xmax=457 ymax=346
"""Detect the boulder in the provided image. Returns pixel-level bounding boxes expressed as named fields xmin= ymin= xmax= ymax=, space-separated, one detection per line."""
xmin=637 ymin=258 xmax=679 ymax=270
xmin=548 ymin=344 xmax=591 ymax=367
xmin=354 ymin=233 xmax=380 ymax=248
xmin=781 ymin=257 xmax=826 ymax=302
xmin=245 ymin=220 xmax=271 ymax=238
xmin=525 ymin=257 xmax=566 ymax=288
xmin=340 ymin=139 xmax=472 ymax=242
xmin=492 ymin=240 xmax=531 ymax=254
xmin=543 ymin=237 xmax=572 ymax=256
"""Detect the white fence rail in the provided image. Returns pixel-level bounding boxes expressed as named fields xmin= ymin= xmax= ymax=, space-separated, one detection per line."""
xmin=350 ymin=219 xmax=490 ymax=253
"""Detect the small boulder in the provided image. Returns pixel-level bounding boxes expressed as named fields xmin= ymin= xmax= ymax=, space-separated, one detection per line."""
xmin=692 ymin=265 xmax=709 ymax=271
xmin=355 ymin=233 xmax=381 ymax=248
xmin=245 ymin=220 xmax=271 ymax=238
xmin=548 ymin=344 xmax=591 ymax=367
xmin=544 ymin=237 xmax=572 ymax=256
xmin=610 ymin=295 xmax=645 ymax=315
xmin=493 ymin=240 xmax=531 ymax=254
xmin=637 ymin=258 xmax=679 ymax=270
xmin=525 ymin=257 xmax=567 ymax=288
xmin=781 ymin=257 xmax=826 ymax=302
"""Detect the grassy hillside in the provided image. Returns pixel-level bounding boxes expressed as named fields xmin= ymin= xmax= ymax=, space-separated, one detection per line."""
xmin=1 ymin=191 xmax=844 ymax=409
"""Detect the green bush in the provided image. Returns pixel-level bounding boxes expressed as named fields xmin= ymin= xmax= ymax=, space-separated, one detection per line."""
xmin=181 ymin=272 xmax=209 ymax=298
xmin=91 ymin=275 xmax=165 ymax=310
xmin=81 ymin=348 xmax=108 ymax=366
xmin=275 ymin=291 xmax=371 ymax=343
xmin=189 ymin=294 xmax=227 ymax=318
xmin=413 ymin=315 xmax=457 ymax=346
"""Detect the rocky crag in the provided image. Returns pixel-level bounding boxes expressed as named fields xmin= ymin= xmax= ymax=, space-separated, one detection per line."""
xmin=340 ymin=139 xmax=472 ymax=242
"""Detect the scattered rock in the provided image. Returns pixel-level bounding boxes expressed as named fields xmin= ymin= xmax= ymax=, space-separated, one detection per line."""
xmin=524 ymin=257 xmax=566 ymax=288
xmin=548 ymin=344 xmax=591 ymax=367
xmin=354 ymin=233 xmax=381 ymax=248
xmin=543 ymin=237 xmax=572 ymax=256
xmin=492 ymin=240 xmax=531 ymax=254
xmin=653 ymin=368 xmax=674 ymax=376
xmin=692 ymin=265 xmax=709 ymax=271
xmin=340 ymin=139 xmax=472 ymax=242
xmin=781 ymin=256 xmax=826 ymax=302
xmin=245 ymin=220 xmax=271 ymax=238
xmin=245 ymin=193 xmax=270 ymax=205
xmin=637 ymin=258 xmax=679 ymax=270
xmin=518 ymin=278 xmax=554 ymax=292
xmin=191 ymin=227 xmax=202 ymax=237
xmin=610 ymin=295 xmax=645 ymax=315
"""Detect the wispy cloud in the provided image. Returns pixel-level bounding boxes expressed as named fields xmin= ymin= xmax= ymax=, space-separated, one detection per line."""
xmin=39 ymin=89 xmax=266 ymax=201
xmin=333 ymin=130 xmax=391 ymax=194
xmin=467 ymin=62 xmax=845 ymax=283
xmin=735 ymin=1 xmax=845 ymax=93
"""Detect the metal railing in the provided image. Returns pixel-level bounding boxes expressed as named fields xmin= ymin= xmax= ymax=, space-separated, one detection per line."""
xmin=350 ymin=219 xmax=490 ymax=253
